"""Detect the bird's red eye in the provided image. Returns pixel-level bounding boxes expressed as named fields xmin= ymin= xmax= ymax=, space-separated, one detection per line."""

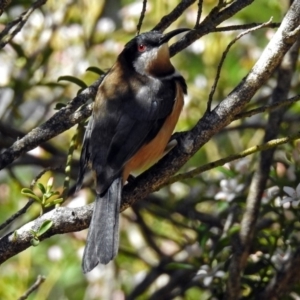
xmin=138 ymin=44 xmax=147 ymax=52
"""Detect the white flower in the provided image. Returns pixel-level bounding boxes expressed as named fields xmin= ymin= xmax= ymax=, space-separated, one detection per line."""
xmin=223 ymin=158 xmax=250 ymax=175
xmin=96 ymin=17 xmax=116 ymax=34
xmin=270 ymin=248 xmax=292 ymax=269
xmin=215 ymin=179 xmax=244 ymax=202
xmin=233 ymin=157 xmax=250 ymax=174
xmin=262 ymin=186 xmax=280 ymax=205
xmin=249 ymin=251 xmax=263 ymax=263
xmin=187 ymin=39 xmax=205 ymax=54
xmin=195 ymin=264 xmax=225 ymax=287
xmin=28 ymin=146 xmax=43 ymax=157
xmin=194 ymin=75 xmax=207 ymax=89
xmin=281 ymin=183 xmax=300 ymax=208
xmin=47 ymin=245 xmax=63 ymax=261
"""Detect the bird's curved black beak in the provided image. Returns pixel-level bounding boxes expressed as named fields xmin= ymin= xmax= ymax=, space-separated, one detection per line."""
xmin=159 ymin=28 xmax=190 ymax=45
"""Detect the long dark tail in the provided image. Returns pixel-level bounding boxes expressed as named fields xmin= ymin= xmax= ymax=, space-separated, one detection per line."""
xmin=82 ymin=177 xmax=122 ymax=273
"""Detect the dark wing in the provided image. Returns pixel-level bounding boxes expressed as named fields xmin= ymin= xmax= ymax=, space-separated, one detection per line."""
xmin=107 ymin=78 xmax=177 ymax=167
xmin=75 ymin=117 xmax=94 ymax=192
xmin=90 ymin=72 xmax=179 ymax=194
xmin=75 ymin=73 xmax=108 ymax=192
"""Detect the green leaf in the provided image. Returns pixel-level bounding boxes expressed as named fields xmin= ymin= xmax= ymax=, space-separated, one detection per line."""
xmin=86 ymin=66 xmax=105 ymax=75
xmin=53 ymin=198 xmax=63 ymax=204
xmin=214 ymin=236 xmax=230 ymax=256
xmin=76 ymin=87 xmax=85 ymax=95
xmin=166 ymin=263 xmax=195 ymax=270
xmin=37 ymin=183 xmax=46 ymax=194
xmin=44 ymin=191 xmax=58 ymax=198
xmin=37 ymin=82 xmax=66 ymax=88
xmin=9 ymin=42 xmax=26 ymax=58
xmin=31 ymin=238 xmax=40 ymax=246
xmin=46 ymin=177 xmax=54 ymax=191
xmin=227 ymin=225 xmax=241 ymax=236
xmin=197 ymin=224 xmax=210 ymax=248
xmin=21 ymin=188 xmax=35 ymax=195
xmin=37 ymin=220 xmax=53 ymax=237
xmin=12 ymin=231 xmax=18 ymax=242
xmin=44 ymin=197 xmax=63 ymax=207
xmin=43 ymin=192 xmax=52 ymax=199
xmin=30 ymin=230 xmax=38 ymax=238
xmin=21 ymin=192 xmax=41 ymax=203
xmin=57 ymin=76 xmax=87 ymax=88
xmin=216 ymin=166 xmax=236 ymax=178
xmin=54 ymin=102 xmax=66 ymax=110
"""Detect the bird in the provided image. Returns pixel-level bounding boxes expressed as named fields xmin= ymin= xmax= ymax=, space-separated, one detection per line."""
xmin=76 ymin=28 xmax=189 ymax=273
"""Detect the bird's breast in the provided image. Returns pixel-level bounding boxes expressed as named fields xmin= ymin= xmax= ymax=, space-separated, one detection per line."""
xmin=122 ymin=80 xmax=184 ymax=180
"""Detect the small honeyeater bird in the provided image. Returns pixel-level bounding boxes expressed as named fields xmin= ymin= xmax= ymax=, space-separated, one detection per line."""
xmin=76 ymin=28 xmax=189 ymax=273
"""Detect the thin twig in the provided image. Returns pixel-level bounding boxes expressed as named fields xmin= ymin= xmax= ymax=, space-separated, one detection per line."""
xmin=0 ymin=78 xmax=101 ymax=171
xmin=0 ymin=167 xmax=61 ymax=232
xmin=225 ymin=18 xmax=300 ymax=299
xmin=0 ymin=0 xmax=47 ymax=48
xmin=121 ymin=0 xmax=300 ymax=211
xmin=0 ymin=1 xmax=257 ymax=171
xmin=136 ymin=0 xmax=147 ymax=35
xmin=207 ymin=17 xmax=273 ymax=112
xmin=131 ymin=206 xmax=165 ymax=256
xmin=30 ymin=167 xmax=62 ymax=189
xmin=258 ymin=247 xmax=300 ymax=299
xmin=217 ymin=0 xmax=232 ymax=9
xmin=214 ymin=22 xmax=280 ymax=32
xmin=0 ymin=0 xmax=12 ymax=16
xmin=234 ymin=94 xmax=300 ymax=120
xmin=195 ymin=0 xmax=203 ymax=28
xmin=169 ymin=0 xmax=256 ymax=56
xmin=0 ymin=200 xmax=34 ymax=232
xmin=18 ymin=275 xmax=46 ymax=300
xmin=284 ymin=24 xmax=300 ymax=40
xmin=164 ymin=132 xmax=300 ymax=186
xmin=152 ymin=0 xmax=196 ymax=32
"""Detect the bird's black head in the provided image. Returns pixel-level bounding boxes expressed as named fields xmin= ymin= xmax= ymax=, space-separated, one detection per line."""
xmin=119 ymin=28 xmax=190 ymax=77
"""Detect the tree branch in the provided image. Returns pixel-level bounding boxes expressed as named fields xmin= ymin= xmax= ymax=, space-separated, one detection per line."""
xmin=18 ymin=275 xmax=46 ymax=300
xmin=164 ymin=132 xmax=300 ymax=186
xmin=170 ymin=0 xmax=255 ymax=56
xmin=0 ymin=205 xmax=92 ymax=264
xmin=214 ymin=22 xmax=280 ymax=32
xmin=0 ymin=0 xmax=260 ymax=170
xmin=208 ymin=18 xmax=273 ymax=111
xmin=136 ymin=0 xmax=147 ymax=35
xmin=0 ymin=0 xmax=12 ymax=16
xmin=0 ymin=83 xmax=97 ymax=170
xmin=234 ymin=95 xmax=300 ymax=120
xmin=121 ymin=0 xmax=300 ymax=210
xmin=152 ymin=0 xmax=197 ymax=32
xmin=0 ymin=0 xmax=47 ymax=48
xmin=225 ymin=3 xmax=300 ymax=298
xmin=258 ymin=247 xmax=300 ymax=299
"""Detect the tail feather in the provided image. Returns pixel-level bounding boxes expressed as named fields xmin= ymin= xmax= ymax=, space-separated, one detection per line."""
xmin=82 ymin=177 xmax=122 ymax=273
